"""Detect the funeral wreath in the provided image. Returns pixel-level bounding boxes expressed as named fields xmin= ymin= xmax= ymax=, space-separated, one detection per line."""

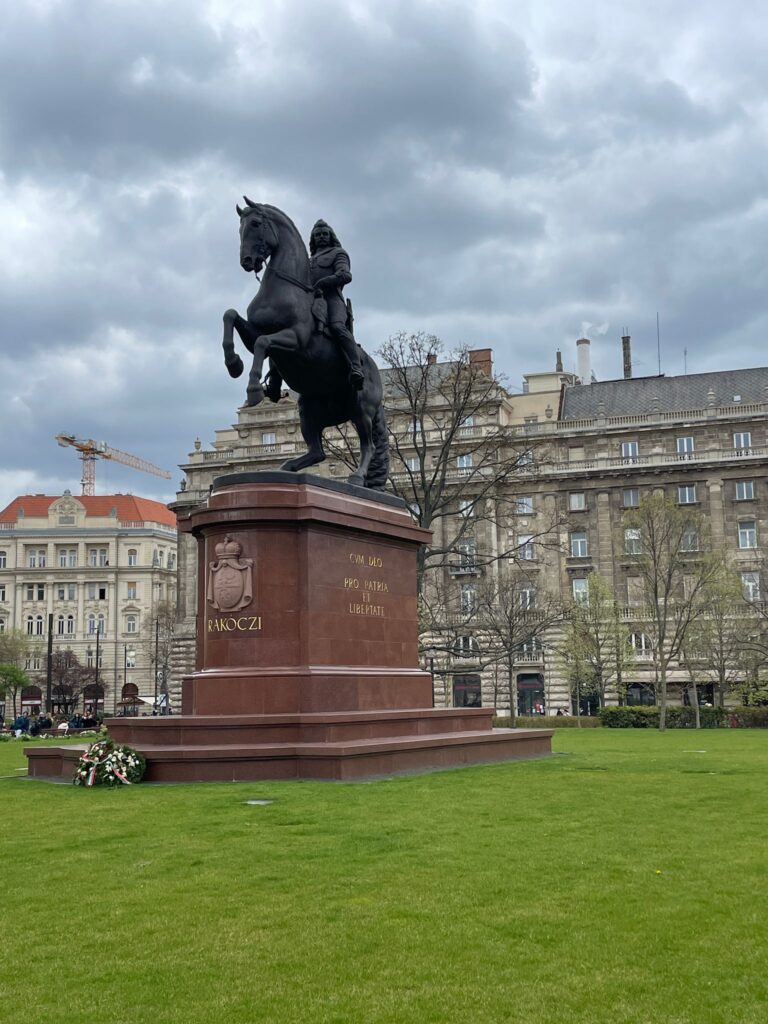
xmin=73 ymin=739 xmax=146 ymax=787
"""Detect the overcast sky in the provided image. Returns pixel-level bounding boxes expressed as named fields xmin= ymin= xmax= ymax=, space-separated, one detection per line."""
xmin=1 ymin=0 xmax=767 ymax=510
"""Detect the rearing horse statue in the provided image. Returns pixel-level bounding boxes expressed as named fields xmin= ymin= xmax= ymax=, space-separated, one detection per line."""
xmin=221 ymin=200 xmax=389 ymax=490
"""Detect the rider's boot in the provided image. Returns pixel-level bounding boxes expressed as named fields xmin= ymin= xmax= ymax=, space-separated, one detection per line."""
xmin=263 ymin=365 xmax=284 ymax=403
xmin=332 ymin=324 xmax=365 ymax=390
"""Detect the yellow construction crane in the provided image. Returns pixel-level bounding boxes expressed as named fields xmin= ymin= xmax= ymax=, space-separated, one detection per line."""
xmin=55 ymin=433 xmax=172 ymax=496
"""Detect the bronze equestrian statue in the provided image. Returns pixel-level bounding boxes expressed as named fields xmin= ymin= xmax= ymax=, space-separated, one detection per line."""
xmin=221 ymin=200 xmax=389 ymax=490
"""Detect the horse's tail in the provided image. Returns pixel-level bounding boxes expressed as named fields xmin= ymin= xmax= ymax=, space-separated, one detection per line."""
xmin=365 ymin=401 xmax=390 ymax=490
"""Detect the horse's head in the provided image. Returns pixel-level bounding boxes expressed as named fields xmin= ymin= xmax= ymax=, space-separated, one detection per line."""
xmin=236 ymin=196 xmax=278 ymax=274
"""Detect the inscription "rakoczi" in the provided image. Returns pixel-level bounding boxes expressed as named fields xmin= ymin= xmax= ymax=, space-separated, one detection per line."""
xmin=208 ymin=616 xmax=263 ymax=633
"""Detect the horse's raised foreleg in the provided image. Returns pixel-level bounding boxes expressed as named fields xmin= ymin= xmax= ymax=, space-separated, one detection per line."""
xmin=222 ymin=309 xmax=256 ymax=378
xmin=245 ymin=328 xmax=298 ymax=407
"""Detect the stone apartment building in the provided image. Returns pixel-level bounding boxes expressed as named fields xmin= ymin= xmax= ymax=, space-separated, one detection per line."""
xmin=169 ymin=339 xmax=768 ymax=715
xmin=0 ymin=492 xmax=177 ymax=718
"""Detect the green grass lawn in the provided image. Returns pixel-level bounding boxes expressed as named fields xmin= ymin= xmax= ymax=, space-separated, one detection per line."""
xmin=1 ymin=730 xmax=767 ymax=1024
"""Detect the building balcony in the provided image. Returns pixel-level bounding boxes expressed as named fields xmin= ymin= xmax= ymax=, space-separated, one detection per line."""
xmin=448 ymin=562 xmax=482 ymax=577
xmin=541 ymin=446 xmax=768 ymax=478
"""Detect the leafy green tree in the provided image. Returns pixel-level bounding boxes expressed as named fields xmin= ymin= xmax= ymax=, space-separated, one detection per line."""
xmin=0 ymin=663 xmax=31 ymax=721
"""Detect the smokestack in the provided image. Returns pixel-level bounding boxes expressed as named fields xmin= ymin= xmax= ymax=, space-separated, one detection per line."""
xmin=576 ymin=337 xmax=591 ymax=384
xmin=622 ymin=333 xmax=632 ymax=379
xmin=555 ymin=350 xmax=563 ymax=372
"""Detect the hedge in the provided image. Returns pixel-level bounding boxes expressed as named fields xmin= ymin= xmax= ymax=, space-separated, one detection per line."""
xmin=493 ymin=715 xmax=601 ymax=729
xmin=598 ymin=705 xmax=730 ymax=728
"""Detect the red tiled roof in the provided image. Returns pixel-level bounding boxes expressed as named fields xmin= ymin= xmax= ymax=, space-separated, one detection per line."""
xmin=0 ymin=494 xmax=176 ymax=527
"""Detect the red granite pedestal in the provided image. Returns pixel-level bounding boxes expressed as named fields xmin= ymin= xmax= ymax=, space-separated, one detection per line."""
xmin=27 ymin=473 xmax=552 ymax=782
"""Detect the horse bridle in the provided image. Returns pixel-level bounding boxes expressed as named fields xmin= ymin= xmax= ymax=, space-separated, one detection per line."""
xmin=244 ymin=210 xmax=314 ymax=293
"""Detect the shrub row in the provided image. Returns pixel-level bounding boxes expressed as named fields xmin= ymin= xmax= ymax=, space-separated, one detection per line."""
xmin=727 ymin=707 xmax=768 ymax=728
xmin=598 ymin=705 xmax=731 ymax=728
xmin=493 ymin=715 xmax=601 ymax=729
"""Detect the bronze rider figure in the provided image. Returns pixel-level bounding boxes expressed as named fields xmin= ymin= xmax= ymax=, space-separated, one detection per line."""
xmin=264 ymin=219 xmax=364 ymax=400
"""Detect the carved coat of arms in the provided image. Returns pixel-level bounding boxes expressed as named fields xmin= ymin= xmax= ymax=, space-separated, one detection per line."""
xmin=207 ymin=535 xmax=253 ymax=612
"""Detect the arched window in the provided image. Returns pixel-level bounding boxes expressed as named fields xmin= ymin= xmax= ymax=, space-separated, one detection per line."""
xmin=454 ymin=635 xmax=480 ymax=658
xmin=57 ymin=614 xmax=66 ymax=636
xmin=0 ymin=617 xmax=5 ymax=634
xmin=66 ymin=615 xmax=75 ymax=635
xmin=35 ymin=615 xmax=44 ymax=636
xmin=26 ymin=615 xmax=35 ymax=635
xmin=0 ymin=550 xmax=6 ymax=568
xmin=21 ymin=685 xmax=43 ymax=712
xmin=97 ymin=613 xmax=106 ymax=635
xmin=128 ymin=548 xmax=138 ymax=567
xmin=87 ymin=613 xmax=97 ymax=635
xmin=126 ymin=614 xmax=138 ymax=634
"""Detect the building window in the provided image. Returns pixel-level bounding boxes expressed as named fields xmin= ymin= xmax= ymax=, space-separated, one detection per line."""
xmin=518 ymin=448 xmax=534 ymax=467
xmin=457 ymin=539 xmax=476 ymax=570
xmin=626 ymin=683 xmax=655 ymax=706
xmin=621 ymin=441 xmax=639 ymax=462
xmin=626 ymin=577 xmax=643 ymax=607
xmin=57 ymin=615 xmax=66 ymax=636
xmin=517 ymin=534 xmax=535 ymax=561
xmin=27 ymin=548 xmax=46 ymax=568
xmin=404 ymin=456 xmax=419 ymax=472
xmin=261 ymin=431 xmax=277 ymax=446
xmin=457 ymin=453 xmax=473 ymax=471
xmin=168 ymin=553 xmax=176 ymax=570
xmin=733 ymin=432 xmax=752 ymax=453
xmin=459 ymin=416 xmax=475 ymax=436
xmin=623 ymin=488 xmax=639 ymax=508
xmin=56 ymin=583 xmax=76 ymax=601
xmin=572 ymin=578 xmax=589 ymax=604
xmin=739 ymin=520 xmax=757 ymax=549
xmin=0 ymin=618 xmax=5 ymax=633
xmin=735 ymin=480 xmax=755 ymax=501
xmin=126 ymin=582 xmax=138 ymax=600
xmin=570 ymin=531 xmax=589 ymax=557
xmin=676 ymin=436 xmax=695 ymax=457
xmin=126 ymin=614 xmax=138 ymax=634
xmin=515 ymin=495 xmax=533 ymax=515
xmin=26 ymin=583 xmax=45 ymax=601
xmin=26 ymin=615 xmax=34 ymax=635
xmin=624 ymin=528 xmax=642 ymax=555
xmin=89 ymin=547 xmax=108 ymax=567
xmin=87 ymin=583 xmax=108 ymax=601
xmin=35 ymin=615 xmax=44 ymax=636
xmin=677 ymin=484 xmax=697 ymax=505
xmin=458 ymin=499 xmax=474 ymax=517
xmin=58 ymin=548 xmax=77 ymax=567
xmin=454 ymin=635 xmax=479 ymax=658
xmin=460 ymin=584 xmax=476 ymax=615
xmin=453 ymin=674 xmax=482 ymax=707
xmin=742 ymin=572 xmax=760 ymax=602
xmin=0 ymin=584 xmax=5 ymax=602
xmin=569 ymin=492 xmax=586 ymax=511
xmin=66 ymin=615 xmax=75 ymax=635
xmin=680 ymin=526 xmax=699 ymax=552
xmin=0 ymin=550 xmax=6 ymax=569
xmin=87 ymin=614 xmax=97 ymax=635
xmin=127 ymin=548 xmax=138 ymax=567
xmin=629 ymin=632 xmax=652 ymax=656
xmin=518 ymin=586 xmax=536 ymax=610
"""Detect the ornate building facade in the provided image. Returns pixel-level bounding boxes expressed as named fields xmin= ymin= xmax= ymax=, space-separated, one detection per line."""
xmin=170 ymin=340 xmax=768 ymax=715
xmin=0 ymin=492 xmax=177 ymax=717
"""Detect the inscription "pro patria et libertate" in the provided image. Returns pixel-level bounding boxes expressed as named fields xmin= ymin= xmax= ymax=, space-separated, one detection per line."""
xmin=207 ymin=615 xmax=263 ymax=633
xmin=345 ymin=551 xmax=388 ymax=616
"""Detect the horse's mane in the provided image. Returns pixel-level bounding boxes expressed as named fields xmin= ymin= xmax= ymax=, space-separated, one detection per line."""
xmin=260 ymin=204 xmax=306 ymax=256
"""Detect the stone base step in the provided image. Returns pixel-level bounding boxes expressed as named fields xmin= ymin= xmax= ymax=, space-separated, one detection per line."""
xmin=25 ymin=727 xmax=552 ymax=783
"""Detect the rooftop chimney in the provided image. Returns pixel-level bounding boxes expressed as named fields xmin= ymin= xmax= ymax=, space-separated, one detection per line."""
xmin=468 ymin=348 xmax=493 ymax=378
xmin=576 ymin=337 xmax=591 ymax=384
xmin=555 ymin=350 xmax=563 ymax=372
xmin=622 ymin=333 xmax=632 ymax=379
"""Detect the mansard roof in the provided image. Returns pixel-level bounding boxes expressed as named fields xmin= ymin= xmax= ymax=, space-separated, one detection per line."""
xmin=560 ymin=367 xmax=768 ymax=420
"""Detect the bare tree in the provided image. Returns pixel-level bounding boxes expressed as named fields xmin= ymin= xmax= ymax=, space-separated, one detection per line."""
xmin=473 ymin=570 xmax=563 ymax=723
xmin=0 ymin=629 xmax=42 ymax=719
xmin=623 ymin=493 xmax=724 ymax=730
xmin=561 ymin=573 xmax=634 ymax=716
xmin=142 ymin=598 xmax=176 ymax=709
